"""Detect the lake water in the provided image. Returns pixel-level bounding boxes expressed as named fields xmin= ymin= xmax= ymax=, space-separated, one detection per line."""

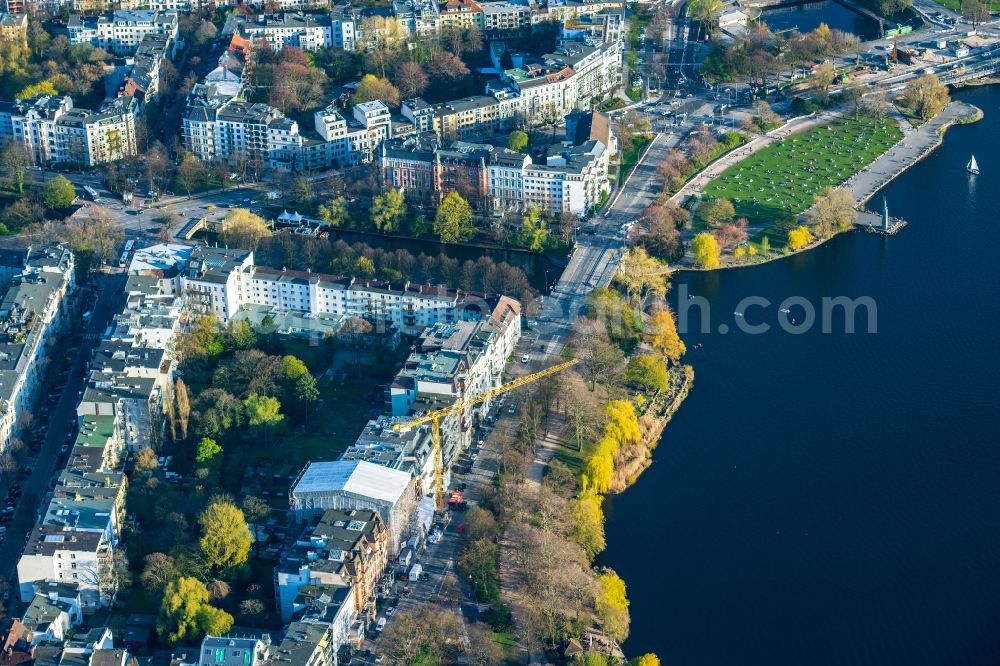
xmin=601 ymin=84 xmax=1000 ymax=665
xmin=762 ymin=0 xmax=882 ymax=41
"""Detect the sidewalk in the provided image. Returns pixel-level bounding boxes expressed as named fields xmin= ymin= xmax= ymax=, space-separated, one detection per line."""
xmin=843 ymin=101 xmax=981 ymax=204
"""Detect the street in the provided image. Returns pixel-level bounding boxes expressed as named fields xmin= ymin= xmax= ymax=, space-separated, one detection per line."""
xmin=0 ymin=272 xmax=124 ymax=615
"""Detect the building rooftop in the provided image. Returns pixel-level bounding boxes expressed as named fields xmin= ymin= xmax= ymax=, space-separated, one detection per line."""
xmin=291 ymin=460 xmax=411 ymax=505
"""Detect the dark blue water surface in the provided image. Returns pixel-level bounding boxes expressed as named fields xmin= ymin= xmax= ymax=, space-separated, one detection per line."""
xmin=601 ymin=85 xmax=1000 ymax=666
xmin=762 ymin=0 xmax=882 ymax=41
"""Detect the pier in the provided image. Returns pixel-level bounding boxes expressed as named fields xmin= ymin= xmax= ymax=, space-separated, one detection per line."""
xmin=853 ymin=209 xmax=907 ymax=235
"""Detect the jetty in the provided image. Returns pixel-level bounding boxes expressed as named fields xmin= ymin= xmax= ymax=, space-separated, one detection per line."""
xmin=853 ymin=198 xmax=907 ymax=235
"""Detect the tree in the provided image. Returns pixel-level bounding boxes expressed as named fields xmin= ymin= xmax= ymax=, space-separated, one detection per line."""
xmin=507 ymin=130 xmax=529 ymax=152
xmin=713 ymin=219 xmax=749 ymax=249
xmin=44 ymin=175 xmax=76 ymax=210
xmin=635 ymin=654 xmax=661 ymax=666
xmin=134 ymin=446 xmax=159 ymax=472
xmin=595 ymin=571 xmax=630 ymax=644
xmin=519 ymin=206 xmax=549 ymax=251
xmin=787 ymin=225 xmax=814 ymax=250
xmin=466 ymin=625 xmax=503 ymax=666
xmin=226 ymin=320 xmax=257 ymax=350
xmin=379 ymin=605 xmax=463 ymax=666
xmin=370 ymin=188 xmax=406 ymax=232
xmin=1 ymin=142 xmax=32 ymax=194
xmin=357 ymin=255 xmax=375 ymax=276
xmin=902 ymin=72 xmax=950 ymax=121
xmin=289 ymin=176 xmax=314 ymax=207
xmin=351 ymin=74 xmax=401 ymax=106
xmin=426 ymin=52 xmax=471 ymax=92
xmin=198 ymin=499 xmax=252 ymax=571
xmin=691 ymin=232 xmax=721 ymax=269
xmin=141 ymin=552 xmax=178 ymax=593
xmin=812 ymin=61 xmax=835 ymax=105
xmin=317 ymin=195 xmax=350 ymax=227
xmin=221 ymin=209 xmax=271 ymax=250
xmin=238 ymin=598 xmax=266 ymax=623
xmin=696 ymin=198 xmax=735 ymax=226
xmin=175 ymin=153 xmax=208 ymax=197
xmin=961 ymin=0 xmax=989 ymax=26
xmin=570 ymin=494 xmax=606 ymax=560
xmin=244 ymin=394 xmax=284 ymax=439
xmin=194 ymin=21 xmax=218 ymax=46
xmin=392 ymin=61 xmax=429 ymax=99
xmin=459 ymin=538 xmax=498 ymax=598
xmin=616 ymin=247 xmax=669 ymax=303
xmin=62 ymin=208 xmax=124 ymax=266
xmin=433 ymin=191 xmax=475 ymax=243
xmin=241 ymin=495 xmax=272 ymax=526
xmin=194 ymin=437 xmax=222 ymax=464
xmin=16 ymin=80 xmax=58 ymax=100
xmin=340 ymin=317 xmax=372 ymax=375
xmin=647 ymin=308 xmax=686 ymax=364
xmin=158 ymin=577 xmax=234 ymax=645
xmin=688 ymin=0 xmax=723 ymax=27
xmin=626 ymin=354 xmax=669 ymax=392
xmin=175 ymin=378 xmax=190 ymax=441
xmin=806 ymin=186 xmax=856 ymax=237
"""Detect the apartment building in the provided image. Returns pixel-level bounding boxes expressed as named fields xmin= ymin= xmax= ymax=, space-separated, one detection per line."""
xmin=289 ymin=460 xmax=418 ymax=554
xmin=0 ymin=245 xmax=74 ymax=452
xmin=67 ymin=9 xmax=178 ymax=56
xmin=388 ymin=296 xmax=521 ymax=463
xmin=340 ymin=417 xmax=435 ymax=494
xmin=275 ymin=509 xmax=388 ymax=622
xmin=381 ymin=115 xmax=611 ymax=216
xmin=17 ymin=526 xmax=115 ymax=609
xmin=439 ymin=0 xmax=483 ymax=30
xmin=0 ymin=11 xmax=27 ymax=44
xmin=392 ymin=0 xmax=439 ymax=36
xmin=483 ymin=1 xmax=531 ymax=37
xmin=53 ymin=97 xmax=138 ymax=167
xmin=183 ymin=95 xmax=304 ymax=170
xmin=0 ymin=94 xmax=138 ymax=166
xmin=236 ymin=12 xmax=333 ymax=52
xmin=311 ymin=100 xmax=392 ymax=167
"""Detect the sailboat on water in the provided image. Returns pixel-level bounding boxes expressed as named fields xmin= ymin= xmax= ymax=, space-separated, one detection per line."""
xmin=967 ymin=155 xmax=980 ymax=175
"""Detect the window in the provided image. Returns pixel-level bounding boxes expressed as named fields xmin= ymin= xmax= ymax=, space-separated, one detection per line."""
xmin=216 ymin=649 xmax=226 ymax=663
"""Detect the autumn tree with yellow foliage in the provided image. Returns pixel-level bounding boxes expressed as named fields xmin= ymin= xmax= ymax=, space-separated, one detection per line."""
xmin=647 ymin=307 xmax=686 ymax=365
xmin=787 ymin=225 xmax=814 ymax=251
xmin=596 ymin=571 xmax=631 ymax=644
xmin=692 ymin=232 xmax=721 ymax=269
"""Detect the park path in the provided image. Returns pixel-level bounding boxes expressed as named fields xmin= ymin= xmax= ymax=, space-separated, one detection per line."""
xmin=842 ymin=100 xmax=981 ymax=204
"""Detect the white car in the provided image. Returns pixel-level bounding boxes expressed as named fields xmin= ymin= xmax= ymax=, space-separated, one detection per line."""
xmin=521 ymin=354 xmax=529 ymax=363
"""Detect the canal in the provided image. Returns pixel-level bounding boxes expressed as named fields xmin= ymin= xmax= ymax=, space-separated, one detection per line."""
xmin=761 ymin=0 xmax=882 ymax=41
xmin=601 ymin=84 xmax=1000 ymax=665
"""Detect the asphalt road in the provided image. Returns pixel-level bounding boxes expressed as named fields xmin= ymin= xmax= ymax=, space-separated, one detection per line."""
xmin=0 ymin=272 xmax=124 ymax=612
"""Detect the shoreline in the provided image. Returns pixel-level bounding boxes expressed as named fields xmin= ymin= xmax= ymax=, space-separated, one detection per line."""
xmin=677 ymin=94 xmax=987 ymax=272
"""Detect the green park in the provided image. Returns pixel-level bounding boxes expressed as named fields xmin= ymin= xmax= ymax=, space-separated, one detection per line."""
xmin=701 ymin=115 xmax=903 ymax=240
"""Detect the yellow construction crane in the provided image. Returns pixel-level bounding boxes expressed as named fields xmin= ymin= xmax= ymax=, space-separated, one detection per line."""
xmin=393 ymin=358 xmax=578 ymax=510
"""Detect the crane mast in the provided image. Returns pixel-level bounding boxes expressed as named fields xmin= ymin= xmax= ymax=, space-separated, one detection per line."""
xmin=393 ymin=358 xmax=578 ymax=510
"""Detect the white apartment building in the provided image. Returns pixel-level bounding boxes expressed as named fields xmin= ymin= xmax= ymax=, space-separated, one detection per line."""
xmin=0 ymin=94 xmax=138 ymax=166
xmin=523 ymin=139 xmax=609 ymax=215
xmin=53 ymin=97 xmax=138 ymax=167
xmin=0 ymin=245 xmax=74 ymax=452
xmin=67 ymin=9 xmax=178 ymax=56
xmin=183 ymin=96 xmax=304 ymax=170
xmin=17 ymin=526 xmax=115 ymax=609
xmin=237 ymin=12 xmax=333 ymax=52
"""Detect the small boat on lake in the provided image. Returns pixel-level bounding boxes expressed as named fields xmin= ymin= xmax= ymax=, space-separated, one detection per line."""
xmin=967 ymin=155 xmax=980 ymax=175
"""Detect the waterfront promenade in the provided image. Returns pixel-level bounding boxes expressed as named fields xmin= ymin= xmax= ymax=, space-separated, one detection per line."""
xmin=844 ymin=101 xmax=981 ymax=204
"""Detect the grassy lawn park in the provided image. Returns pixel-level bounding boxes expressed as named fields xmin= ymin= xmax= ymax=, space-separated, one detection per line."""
xmin=701 ymin=115 xmax=902 ymax=241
